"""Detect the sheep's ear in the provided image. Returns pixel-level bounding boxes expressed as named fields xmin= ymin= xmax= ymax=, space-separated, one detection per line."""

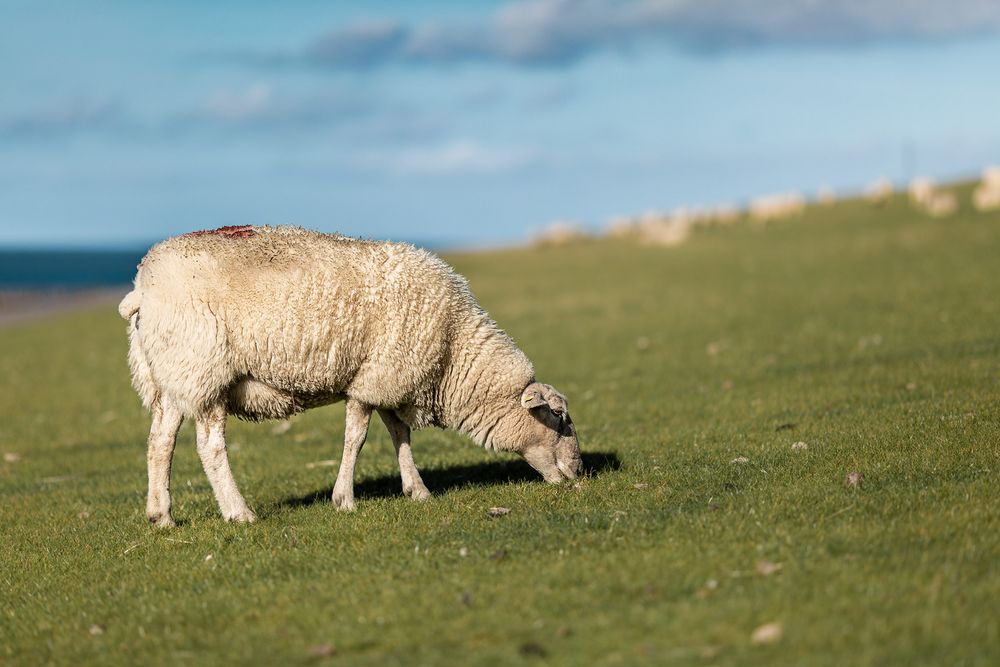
xmin=521 ymin=384 xmax=548 ymax=409
xmin=542 ymin=387 xmax=569 ymax=419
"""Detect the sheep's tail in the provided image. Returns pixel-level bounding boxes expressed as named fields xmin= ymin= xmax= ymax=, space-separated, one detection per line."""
xmin=118 ymin=289 xmax=141 ymax=321
xmin=120 ymin=285 xmax=159 ymax=409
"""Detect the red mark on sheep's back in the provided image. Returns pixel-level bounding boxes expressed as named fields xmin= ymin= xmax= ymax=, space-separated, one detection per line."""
xmin=185 ymin=225 xmax=256 ymax=239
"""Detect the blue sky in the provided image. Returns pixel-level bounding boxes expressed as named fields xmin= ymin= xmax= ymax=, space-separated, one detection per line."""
xmin=2 ymin=0 xmax=1000 ymax=248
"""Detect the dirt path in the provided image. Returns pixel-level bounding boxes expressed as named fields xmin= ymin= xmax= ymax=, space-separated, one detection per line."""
xmin=0 ymin=288 xmax=127 ymax=328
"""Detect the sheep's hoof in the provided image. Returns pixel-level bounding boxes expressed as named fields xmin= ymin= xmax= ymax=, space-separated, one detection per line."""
xmin=404 ymin=485 xmax=431 ymax=502
xmin=147 ymin=513 xmax=176 ymax=529
xmin=225 ymin=509 xmax=257 ymax=524
xmin=331 ymin=491 xmax=356 ymax=512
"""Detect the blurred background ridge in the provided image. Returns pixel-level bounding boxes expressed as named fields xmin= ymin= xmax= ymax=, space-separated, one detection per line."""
xmin=2 ymin=0 xmax=999 ymax=252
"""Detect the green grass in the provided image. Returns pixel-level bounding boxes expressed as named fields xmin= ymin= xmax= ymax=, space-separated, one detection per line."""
xmin=2 ymin=189 xmax=999 ymax=666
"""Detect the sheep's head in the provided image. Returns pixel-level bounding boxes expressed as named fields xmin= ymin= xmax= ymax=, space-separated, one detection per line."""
xmin=512 ymin=382 xmax=582 ymax=483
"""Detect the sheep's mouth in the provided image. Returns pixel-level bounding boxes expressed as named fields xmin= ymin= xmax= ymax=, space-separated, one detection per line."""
xmin=556 ymin=457 xmax=582 ymax=480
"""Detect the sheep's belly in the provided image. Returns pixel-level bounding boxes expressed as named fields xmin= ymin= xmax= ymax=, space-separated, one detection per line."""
xmin=226 ymin=377 xmax=343 ymax=421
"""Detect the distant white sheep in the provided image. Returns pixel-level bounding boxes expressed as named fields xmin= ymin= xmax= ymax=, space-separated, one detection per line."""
xmin=923 ymin=191 xmax=958 ymax=218
xmin=982 ymin=165 xmax=1000 ymax=189
xmin=748 ymin=193 xmax=806 ymax=222
xmin=973 ymin=184 xmax=1000 ymax=212
xmin=864 ymin=177 xmax=894 ymax=205
xmin=120 ymin=226 xmax=582 ymax=526
xmin=532 ymin=221 xmax=588 ymax=247
xmin=973 ymin=166 xmax=1000 ymax=212
xmin=907 ymin=177 xmax=936 ymax=206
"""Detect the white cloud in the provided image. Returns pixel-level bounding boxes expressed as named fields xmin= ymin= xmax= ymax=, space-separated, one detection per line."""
xmin=357 ymin=140 xmax=536 ymax=175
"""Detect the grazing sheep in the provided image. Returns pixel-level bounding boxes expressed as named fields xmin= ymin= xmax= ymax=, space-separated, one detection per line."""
xmin=923 ymin=191 xmax=958 ymax=218
xmin=908 ymin=177 xmax=936 ymax=206
xmin=119 ymin=226 xmax=582 ymax=526
xmin=973 ymin=184 xmax=1000 ymax=212
xmin=864 ymin=177 xmax=893 ymax=205
xmin=973 ymin=166 xmax=1000 ymax=212
xmin=748 ymin=193 xmax=806 ymax=223
xmin=982 ymin=165 xmax=1000 ymax=189
xmin=532 ymin=221 xmax=588 ymax=247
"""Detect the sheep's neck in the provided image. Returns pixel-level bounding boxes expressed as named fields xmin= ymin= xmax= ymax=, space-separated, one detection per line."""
xmin=438 ymin=314 xmax=534 ymax=449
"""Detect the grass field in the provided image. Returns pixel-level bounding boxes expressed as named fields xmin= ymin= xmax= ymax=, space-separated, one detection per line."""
xmin=2 ymin=190 xmax=999 ymax=666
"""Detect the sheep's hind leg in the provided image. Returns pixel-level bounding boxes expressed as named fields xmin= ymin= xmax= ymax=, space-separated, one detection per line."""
xmin=146 ymin=396 xmax=184 ymax=528
xmin=196 ymin=404 xmax=256 ymax=523
xmin=332 ymin=398 xmax=372 ymax=512
xmin=377 ymin=409 xmax=430 ymax=502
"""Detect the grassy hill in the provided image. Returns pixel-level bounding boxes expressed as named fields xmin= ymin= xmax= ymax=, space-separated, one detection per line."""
xmin=1 ymin=190 xmax=999 ymax=665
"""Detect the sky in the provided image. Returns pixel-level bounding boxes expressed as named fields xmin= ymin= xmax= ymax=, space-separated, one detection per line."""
xmin=2 ymin=0 xmax=1000 ymax=249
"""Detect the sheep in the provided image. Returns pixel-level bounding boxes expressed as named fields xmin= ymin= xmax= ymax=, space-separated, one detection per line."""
xmin=973 ymin=184 xmax=1000 ymax=212
xmin=923 ymin=191 xmax=958 ymax=218
xmin=982 ymin=165 xmax=1000 ymax=189
xmin=748 ymin=193 xmax=806 ymax=223
xmin=974 ymin=166 xmax=1000 ymax=212
xmin=532 ymin=221 xmax=588 ymax=247
xmin=119 ymin=225 xmax=582 ymax=526
xmin=864 ymin=177 xmax=893 ymax=205
xmin=907 ymin=177 xmax=936 ymax=206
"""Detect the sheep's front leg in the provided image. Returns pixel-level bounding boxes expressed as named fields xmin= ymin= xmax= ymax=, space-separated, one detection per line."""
xmin=332 ymin=398 xmax=372 ymax=512
xmin=377 ymin=409 xmax=430 ymax=502
xmin=196 ymin=404 xmax=256 ymax=523
xmin=146 ymin=397 xmax=184 ymax=528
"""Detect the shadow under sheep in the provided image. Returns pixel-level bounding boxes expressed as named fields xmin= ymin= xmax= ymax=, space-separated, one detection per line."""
xmin=279 ymin=451 xmax=621 ymax=510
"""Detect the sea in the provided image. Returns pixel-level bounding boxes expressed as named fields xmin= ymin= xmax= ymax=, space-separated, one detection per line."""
xmin=0 ymin=249 xmax=147 ymax=289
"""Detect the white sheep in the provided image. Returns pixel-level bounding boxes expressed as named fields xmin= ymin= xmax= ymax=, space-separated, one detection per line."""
xmin=923 ymin=191 xmax=958 ymax=218
xmin=119 ymin=226 xmax=582 ymax=526
xmin=907 ymin=177 xmax=936 ymax=206
xmin=973 ymin=184 xmax=1000 ymax=212
xmin=864 ymin=177 xmax=893 ymax=205
xmin=982 ymin=165 xmax=1000 ymax=189
xmin=748 ymin=193 xmax=806 ymax=222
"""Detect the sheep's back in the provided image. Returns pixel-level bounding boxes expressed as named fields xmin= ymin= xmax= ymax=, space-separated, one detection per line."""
xmin=134 ymin=227 xmax=469 ymax=414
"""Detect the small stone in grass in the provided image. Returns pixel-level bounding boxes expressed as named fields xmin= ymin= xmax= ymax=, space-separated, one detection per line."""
xmin=486 ymin=506 xmax=511 ymax=518
xmin=755 ymin=560 xmax=783 ymax=576
xmin=633 ymin=483 xmax=648 ymax=490
xmin=751 ymin=621 xmax=783 ymax=645
xmin=843 ymin=471 xmax=864 ymax=488
xmin=459 ymin=547 xmax=468 ymax=557
xmin=89 ymin=624 xmax=106 ymax=636
xmin=731 ymin=456 xmax=749 ymax=464
xmin=3 ymin=452 xmax=20 ymax=463
xmin=518 ymin=642 xmax=546 ymax=658
xmin=205 ymin=554 xmax=214 ymax=562
xmin=906 ymin=382 xmax=917 ymax=391
xmin=791 ymin=441 xmax=808 ymax=451
xmin=307 ymin=644 xmax=335 ymax=658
